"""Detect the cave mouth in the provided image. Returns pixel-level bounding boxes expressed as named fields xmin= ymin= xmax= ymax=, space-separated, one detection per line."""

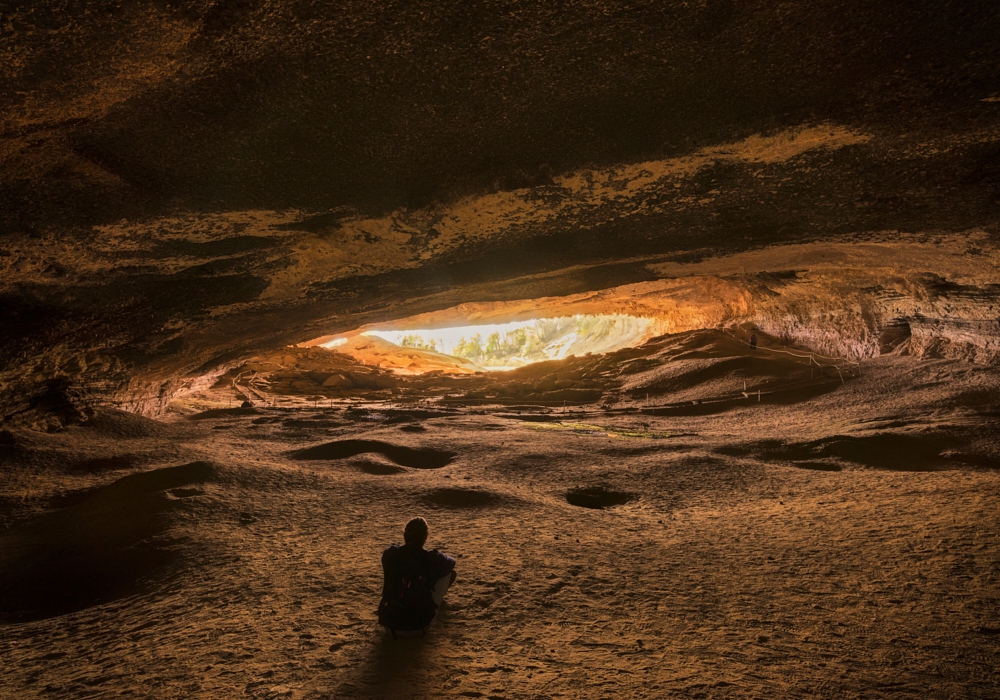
xmin=309 ymin=314 xmax=659 ymax=374
xmin=878 ymin=319 xmax=912 ymax=355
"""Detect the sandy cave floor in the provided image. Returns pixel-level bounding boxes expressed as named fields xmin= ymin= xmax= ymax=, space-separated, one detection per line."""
xmin=1 ymin=355 xmax=1000 ymax=699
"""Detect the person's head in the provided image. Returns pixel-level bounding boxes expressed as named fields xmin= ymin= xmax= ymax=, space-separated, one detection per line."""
xmin=403 ymin=517 xmax=429 ymax=547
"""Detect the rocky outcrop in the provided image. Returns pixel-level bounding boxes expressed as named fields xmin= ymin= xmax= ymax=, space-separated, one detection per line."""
xmin=352 ymin=235 xmax=1000 ymax=366
xmin=724 ymin=240 xmax=1000 ymax=362
xmin=2 ymin=3 xmax=999 ymax=421
xmin=3 ymin=234 xmax=998 ymax=423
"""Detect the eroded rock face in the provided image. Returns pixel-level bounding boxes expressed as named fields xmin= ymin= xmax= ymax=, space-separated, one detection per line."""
xmin=650 ymin=237 xmax=1000 ymax=363
xmin=1 ymin=2 xmax=999 ymax=421
xmin=354 ymin=235 xmax=1000 ymax=362
xmin=2 ymin=231 xmax=997 ymax=424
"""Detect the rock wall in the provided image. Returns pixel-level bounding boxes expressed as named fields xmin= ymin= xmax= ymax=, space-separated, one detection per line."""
xmin=358 ymin=234 xmax=1000 ymax=367
xmin=726 ymin=241 xmax=1000 ymax=362
xmin=3 ymin=235 xmax=997 ymax=425
xmin=3 ymin=2 xmax=1000 ymax=423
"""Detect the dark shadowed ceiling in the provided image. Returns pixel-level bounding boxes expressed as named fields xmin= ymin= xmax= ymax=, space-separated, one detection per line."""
xmin=2 ymin=0 xmax=999 ymax=417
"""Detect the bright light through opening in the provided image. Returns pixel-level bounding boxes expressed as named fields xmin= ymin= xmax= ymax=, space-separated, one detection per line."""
xmin=321 ymin=314 xmax=657 ymax=371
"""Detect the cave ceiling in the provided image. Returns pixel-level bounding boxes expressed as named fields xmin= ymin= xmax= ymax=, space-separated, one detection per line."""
xmin=1 ymin=0 xmax=999 ymax=415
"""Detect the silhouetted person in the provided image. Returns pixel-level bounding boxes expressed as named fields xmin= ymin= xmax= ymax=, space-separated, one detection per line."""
xmin=750 ymin=334 xmax=758 ymax=350
xmin=378 ymin=517 xmax=456 ymax=637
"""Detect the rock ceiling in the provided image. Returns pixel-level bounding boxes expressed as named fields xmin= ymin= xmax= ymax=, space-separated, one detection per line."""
xmin=1 ymin=1 xmax=999 ymax=418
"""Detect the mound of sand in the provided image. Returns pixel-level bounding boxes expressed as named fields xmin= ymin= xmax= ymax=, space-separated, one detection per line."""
xmin=291 ymin=440 xmax=456 ymax=469
xmin=80 ymin=410 xmax=176 ymax=438
xmin=351 ymin=456 xmax=409 ymax=475
xmin=329 ymin=335 xmax=482 ymax=375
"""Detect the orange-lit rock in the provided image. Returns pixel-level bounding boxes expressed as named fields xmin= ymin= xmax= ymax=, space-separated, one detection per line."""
xmin=2 ymin=4 xmax=1000 ymax=697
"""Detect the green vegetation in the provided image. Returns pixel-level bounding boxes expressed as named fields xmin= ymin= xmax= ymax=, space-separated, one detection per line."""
xmin=386 ymin=314 xmax=654 ymax=368
xmin=451 ymin=318 xmax=585 ymax=367
xmin=399 ymin=334 xmax=439 ymax=352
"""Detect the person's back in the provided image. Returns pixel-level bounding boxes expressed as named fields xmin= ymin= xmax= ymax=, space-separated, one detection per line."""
xmin=378 ymin=517 xmax=456 ymax=637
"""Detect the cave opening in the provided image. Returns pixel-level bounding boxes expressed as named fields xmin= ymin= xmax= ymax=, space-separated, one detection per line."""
xmin=316 ymin=314 xmax=658 ymax=373
xmin=6 ymin=2 xmax=1000 ymax=694
xmin=878 ymin=318 xmax=913 ymax=355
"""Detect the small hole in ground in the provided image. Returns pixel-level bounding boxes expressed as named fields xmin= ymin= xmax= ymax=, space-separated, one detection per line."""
xmin=565 ymin=487 xmax=635 ymax=510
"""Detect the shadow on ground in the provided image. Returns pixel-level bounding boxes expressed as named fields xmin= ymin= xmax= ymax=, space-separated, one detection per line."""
xmin=0 ymin=461 xmax=213 ymax=622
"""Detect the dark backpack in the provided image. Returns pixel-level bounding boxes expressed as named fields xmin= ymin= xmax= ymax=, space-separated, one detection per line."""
xmin=378 ymin=548 xmax=437 ymax=635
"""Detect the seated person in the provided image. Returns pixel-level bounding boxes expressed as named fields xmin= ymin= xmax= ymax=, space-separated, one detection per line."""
xmin=378 ymin=517 xmax=456 ymax=637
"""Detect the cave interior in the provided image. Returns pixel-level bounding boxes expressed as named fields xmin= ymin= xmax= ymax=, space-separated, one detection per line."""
xmin=1 ymin=2 xmax=1000 ymax=698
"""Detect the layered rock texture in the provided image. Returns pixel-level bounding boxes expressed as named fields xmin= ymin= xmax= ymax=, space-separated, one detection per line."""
xmin=2 ymin=1 xmax=999 ymax=420
xmin=4 ymin=7 xmax=1000 ymax=697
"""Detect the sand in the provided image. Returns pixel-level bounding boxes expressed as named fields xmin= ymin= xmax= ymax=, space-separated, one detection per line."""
xmin=1 ymin=333 xmax=999 ymax=699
